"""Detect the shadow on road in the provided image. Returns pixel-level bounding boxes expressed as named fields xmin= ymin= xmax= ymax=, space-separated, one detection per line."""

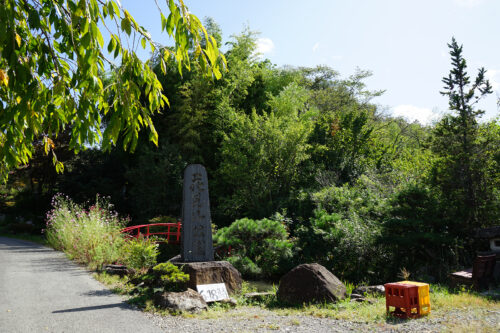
xmin=81 ymin=289 xmax=115 ymax=297
xmin=29 ymin=257 xmax=89 ymax=276
xmin=52 ymin=302 xmax=135 ymax=313
xmin=0 ymin=237 xmax=91 ymax=276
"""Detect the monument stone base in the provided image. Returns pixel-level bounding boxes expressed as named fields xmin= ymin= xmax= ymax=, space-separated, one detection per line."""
xmin=172 ymin=260 xmax=242 ymax=294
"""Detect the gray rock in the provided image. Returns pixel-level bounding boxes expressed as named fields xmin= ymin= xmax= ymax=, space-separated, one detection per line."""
xmin=168 ymin=254 xmax=181 ymax=262
xmin=352 ymin=285 xmax=385 ymax=296
xmin=154 ymin=288 xmax=207 ymax=313
xmin=219 ymin=297 xmax=238 ymax=307
xmin=174 ymin=260 xmax=242 ymax=294
xmin=103 ymin=264 xmax=133 ymax=276
xmin=277 ymin=263 xmax=346 ymax=304
xmin=244 ymin=291 xmax=275 ymax=300
xmin=349 ymin=293 xmax=364 ymax=299
xmin=350 ymin=297 xmax=373 ymax=304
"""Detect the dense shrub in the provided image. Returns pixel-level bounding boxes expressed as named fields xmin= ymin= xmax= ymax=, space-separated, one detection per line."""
xmin=218 ymin=108 xmax=312 ymax=220
xmin=296 ymin=209 xmax=384 ymax=283
xmin=214 ymin=216 xmax=293 ymax=279
xmin=140 ymin=262 xmax=189 ymax=292
xmin=379 ymin=184 xmax=459 ymax=281
xmin=296 ymin=178 xmax=388 ymax=282
xmin=123 ymin=236 xmax=159 ymax=271
xmin=148 ymin=215 xmax=179 ymax=224
xmin=311 ymin=175 xmax=388 ymax=219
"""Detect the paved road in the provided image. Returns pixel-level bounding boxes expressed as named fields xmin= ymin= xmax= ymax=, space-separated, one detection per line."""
xmin=0 ymin=237 xmax=163 ymax=333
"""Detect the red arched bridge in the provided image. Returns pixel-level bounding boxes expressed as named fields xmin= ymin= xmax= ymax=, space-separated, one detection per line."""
xmin=120 ymin=222 xmax=182 ymax=244
xmin=120 ymin=221 xmax=231 ymax=256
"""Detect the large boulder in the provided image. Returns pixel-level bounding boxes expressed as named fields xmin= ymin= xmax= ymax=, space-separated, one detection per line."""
xmin=174 ymin=261 xmax=242 ymax=294
xmin=154 ymin=288 xmax=207 ymax=313
xmin=277 ymin=263 xmax=346 ymax=304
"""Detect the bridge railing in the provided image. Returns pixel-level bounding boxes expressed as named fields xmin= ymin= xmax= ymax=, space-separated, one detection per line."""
xmin=120 ymin=222 xmax=233 ymax=256
xmin=120 ymin=222 xmax=182 ymax=244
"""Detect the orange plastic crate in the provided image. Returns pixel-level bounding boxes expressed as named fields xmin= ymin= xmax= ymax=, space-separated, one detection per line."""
xmin=384 ymin=282 xmax=420 ymax=318
xmin=398 ymin=281 xmax=431 ymax=315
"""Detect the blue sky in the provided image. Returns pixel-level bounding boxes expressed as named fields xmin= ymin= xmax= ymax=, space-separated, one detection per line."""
xmin=121 ymin=0 xmax=500 ymax=124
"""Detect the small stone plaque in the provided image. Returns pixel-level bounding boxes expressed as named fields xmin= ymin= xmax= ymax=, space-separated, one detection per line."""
xmin=196 ymin=283 xmax=229 ymax=302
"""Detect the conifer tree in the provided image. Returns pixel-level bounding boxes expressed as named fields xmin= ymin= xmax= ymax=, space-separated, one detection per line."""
xmin=432 ymin=37 xmax=493 ymax=230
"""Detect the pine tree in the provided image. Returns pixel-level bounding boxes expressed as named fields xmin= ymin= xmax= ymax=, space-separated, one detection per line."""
xmin=432 ymin=37 xmax=493 ymax=230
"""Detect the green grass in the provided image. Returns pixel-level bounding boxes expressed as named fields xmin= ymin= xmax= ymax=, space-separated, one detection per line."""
xmin=92 ymin=268 xmax=500 ymax=330
xmin=188 ymin=283 xmax=500 ymax=327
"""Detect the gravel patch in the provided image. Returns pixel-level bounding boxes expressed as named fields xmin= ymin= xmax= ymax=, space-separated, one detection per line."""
xmin=145 ymin=306 xmax=500 ymax=332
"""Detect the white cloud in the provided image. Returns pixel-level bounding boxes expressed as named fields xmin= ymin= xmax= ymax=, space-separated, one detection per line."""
xmin=331 ymin=55 xmax=343 ymax=61
xmin=312 ymin=42 xmax=320 ymax=53
xmin=453 ymin=0 xmax=485 ymax=7
xmin=486 ymin=69 xmax=500 ymax=91
xmin=255 ymin=38 xmax=274 ymax=55
xmin=392 ymin=105 xmax=440 ymax=125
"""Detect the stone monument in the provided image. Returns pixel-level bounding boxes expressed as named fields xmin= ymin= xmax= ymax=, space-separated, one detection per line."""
xmin=181 ymin=164 xmax=214 ymax=262
xmin=176 ymin=164 xmax=242 ymax=295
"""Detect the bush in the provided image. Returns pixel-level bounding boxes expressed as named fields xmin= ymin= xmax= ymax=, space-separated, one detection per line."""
xmin=214 ymin=216 xmax=293 ymax=279
xmin=296 ymin=209 xmax=382 ymax=282
xmin=123 ymin=236 xmax=159 ymax=271
xmin=148 ymin=215 xmax=178 ymax=224
xmin=140 ymin=262 xmax=189 ymax=292
xmin=296 ymin=178 xmax=388 ymax=282
xmin=380 ymin=184 xmax=459 ymax=281
xmin=311 ymin=175 xmax=387 ymax=219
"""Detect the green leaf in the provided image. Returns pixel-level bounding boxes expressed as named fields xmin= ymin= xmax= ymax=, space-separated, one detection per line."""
xmin=96 ymin=29 xmax=104 ymax=47
xmin=114 ymin=44 xmax=120 ymax=58
xmin=112 ymin=1 xmax=121 ymax=17
xmin=140 ymin=37 xmax=146 ymax=49
xmin=166 ymin=14 xmax=174 ymax=36
xmin=149 ymin=127 xmax=158 ymax=146
xmin=91 ymin=21 xmax=99 ymax=39
xmin=168 ymin=0 xmax=176 ymax=13
xmin=161 ymin=13 xmax=167 ymax=31
xmin=107 ymin=38 xmax=115 ymax=53
xmin=107 ymin=2 xmax=115 ymax=18
xmin=212 ymin=67 xmax=222 ymax=80
xmin=81 ymin=33 xmax=91 ymax=48
xmin=121 ymin=18 xmax=131 ymax=35
xmin=160 ymin=58 xmax=166 ymax=74
xmin=55 ymin=161 xmax=64 ymax=173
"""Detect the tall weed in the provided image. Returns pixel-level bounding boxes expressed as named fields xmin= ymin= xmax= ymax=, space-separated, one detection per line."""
xmin=45 ymin=194 xmax=128 ymax=270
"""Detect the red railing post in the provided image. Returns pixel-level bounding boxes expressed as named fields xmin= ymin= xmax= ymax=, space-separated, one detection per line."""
xmin=176 ymin=221 xmax=181 ymax=243
xmin=146 ymin=225 xmax=150 ymax=239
